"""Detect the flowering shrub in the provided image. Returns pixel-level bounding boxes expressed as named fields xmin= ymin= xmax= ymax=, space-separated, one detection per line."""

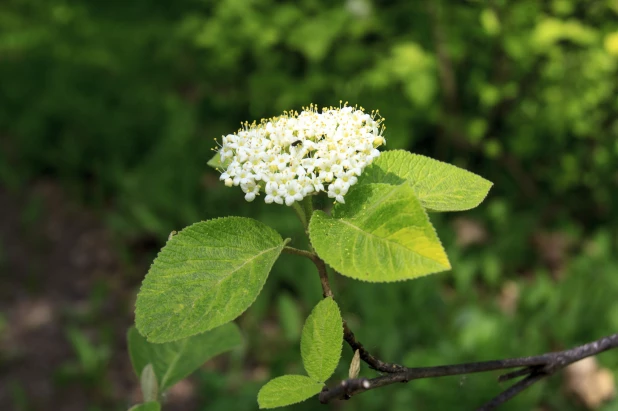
xmin=217 ymin=104 xmax=385 ymax=205
xmin=131 ymin=104 xmax=492 ymax=410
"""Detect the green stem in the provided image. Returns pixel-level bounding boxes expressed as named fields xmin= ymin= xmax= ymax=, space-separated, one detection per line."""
xmin=282 ymin=246 xmax=315 ymax=260
xmin=290 ymin=195 xmax=314 ymax=233
xmin=291 ymin=201 xmax=307 ymax=230
xmin=285 ymin=200 xmax=401 ymax=378
xmin=301 ymin=195 xmax=314 ymax=225
xmin=282 ymin=246 xmax=333 ymax=298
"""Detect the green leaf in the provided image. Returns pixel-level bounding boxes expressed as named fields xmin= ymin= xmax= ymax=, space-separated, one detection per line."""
xmin=309 ymin=183 xmax=450 ymax=282
xmin=206 ymin=151 xmax=231 ymax=170
xmin=358 ymin=150 xmax=492 ymax=212
xmin=300 ymin=297 xmax=343 ymax=382
xmin=128 ymin=402 xmax=161 ymax=411
xmin=127 ymin=323 xmax=242 ymax=391
xmin=257 ymin=375 xmax=323 ymax=409
xmin=135 ymin=217 xmax=286 ymax=343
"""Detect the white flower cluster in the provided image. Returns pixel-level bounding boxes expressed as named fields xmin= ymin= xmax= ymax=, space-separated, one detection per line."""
xmin=216 ymin=104 xmax=385 ymax=206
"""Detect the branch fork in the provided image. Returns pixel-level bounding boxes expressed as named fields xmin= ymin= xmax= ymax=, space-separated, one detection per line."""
xmin=284 ymin=245 xmax=618 ymax=410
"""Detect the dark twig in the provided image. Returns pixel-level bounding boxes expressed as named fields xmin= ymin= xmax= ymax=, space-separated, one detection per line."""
xmin=282 ymin=246 xmax=333 ymax=298
xmin=297 ymin=249 xmax=404 ymax=372
xmin=497 ymin=366 xmax=538 ymax=382
xmin=320 ymin=332 xmax=618 ymax=408
xmin=292 ymin=225 xmax=618 ymax=409
xmin=313 ymin=256 xmax=333 ymax=299
xmin=319 ymin=373 xmax=407 ymax=403
xmin=477 ymin=373 xmax=545 ymax=411
xmin=319 ymin=378 xmax=371 ymax=403
xmin=342 ymin=322 xmax=406 ymax=373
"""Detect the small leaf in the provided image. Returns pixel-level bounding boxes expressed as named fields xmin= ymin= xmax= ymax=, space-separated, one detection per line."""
xmin=301 ymin=297 xmax=343 ymax=383
xmin=140 ymin=364 xmax=158 ymax=402
xmin=358 ymin=150 xmax=492 ymax=212
xmin=349 ymin=349 xmax=361 ymax=379
xmin=309 ymin=183 xmax=450 ymax=282
xmin=207 ymin=151 xmax=231 ymax=170
xmin=135 ymin=217 xmax=286 ymax=343
xmin=257 ymin=375 xmax=323 ymax=409
xmin=128 ymin=402 xmax=161 ymax=411
xmin=128 ymin=323 xmax=242 ymax=391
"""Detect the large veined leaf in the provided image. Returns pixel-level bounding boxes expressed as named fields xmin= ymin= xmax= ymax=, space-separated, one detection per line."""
xmin=309 ymin=183 xmax=450 ymax=282
xmin=300 ymin=297 xmax=343 ymax=383
xmin=135 ymin=217 xmax=286 ymax=343
xmin=358 ymin=150 xmax=492 ymax=212
xmin=257 ymin=375 xmax=323 ymax=409
xmin=127 ymin=323 xmax=242 ymax=391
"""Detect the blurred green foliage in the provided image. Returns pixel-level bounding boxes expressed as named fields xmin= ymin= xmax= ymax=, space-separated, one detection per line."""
xmin=1 ymin=0 xmax=618 ymax=410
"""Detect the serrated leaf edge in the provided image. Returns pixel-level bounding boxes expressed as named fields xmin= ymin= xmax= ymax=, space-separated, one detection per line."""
xmin=257 ymin=375 xmax=323 ymax=409
xmin=309 ymin=200 xmax=451 ymax=284
xmin=301 ymin=297 xmax=343 ymax=382
xmin=135 ymin=217 xmax=286 ymax=342
xmin=365 ymin=149 xmax=493 ymax=211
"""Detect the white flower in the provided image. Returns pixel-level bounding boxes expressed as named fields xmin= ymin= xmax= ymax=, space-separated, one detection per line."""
xmin=241 ymin=180 xmax=260 ymax=202
xmin=328 ymin=179 xmax=349 ymax=204
xmin=308 ymin=173 xmax=325 ymax=193
xmin=284 ymin=180 xmax=304 ymax=206
xmin=216 ymin=103 xmax=385 ymax=205
xmin=336 ymin=170 xmax=358 ymax=187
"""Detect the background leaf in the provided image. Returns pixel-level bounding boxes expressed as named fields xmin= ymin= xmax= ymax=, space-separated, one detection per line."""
xmin=358 ymin=150 xmax=493 ymax=212
xmin=300 ymin=297 xmax=343 ymax=383
xmin=128 ymin=402 xmax=161 ymax=411
xmin=257 ymin=375 xmax=323 ymax=409
xmin=127 ymin=323 xmax=242 ymax=391
xmin=135 ymin=217 xmax=285 ymax=342
xmin=309 ymin=183 xmax=450 ymax=282
xmin=277 ymin=292 xmax=303 ymax=342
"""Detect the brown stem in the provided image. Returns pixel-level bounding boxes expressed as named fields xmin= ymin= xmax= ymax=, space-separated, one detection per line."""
xmin=285 ymin=218 xmax=618 ymax=409
xmin=286 ymin=245 xmax=413 ymax=372
xmin=282 ymin=246 xmax=332 ymax=298
xmin=342 ymin=322 xmax=406 ymax=373
xmin=319 ymin=332 xmax=618 ymax=408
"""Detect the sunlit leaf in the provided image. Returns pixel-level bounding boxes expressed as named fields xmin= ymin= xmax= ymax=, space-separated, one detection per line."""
xmin=300 ymin=297 xmax=343 ymax=382
xmin=135 ymin=217 xmax=286 ymax=343
xmin=358 ymin=150 xmax=492 ymax=212
xmin=257 ymin=375 xmax=323 ymax=409
xmin=309 ymin=183 xmax=450 ymax=282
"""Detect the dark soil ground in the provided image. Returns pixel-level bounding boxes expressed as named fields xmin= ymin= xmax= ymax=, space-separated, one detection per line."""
xmin=0 ymin=181 xmax=196 ymax=411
